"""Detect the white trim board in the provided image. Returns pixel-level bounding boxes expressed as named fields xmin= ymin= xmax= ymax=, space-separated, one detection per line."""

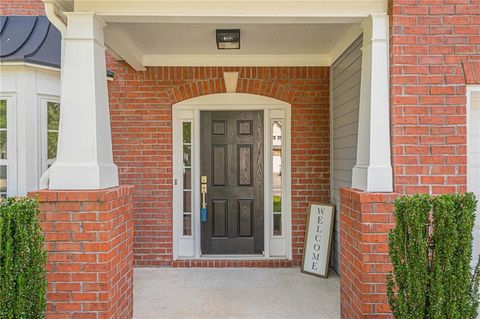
xmin=172 ymin=93 xmax=292 ymax=260
xmin=466 ymin=85 xmax=480 ymax=272
xmin=143 ymin=54 xmax=332 ymax=67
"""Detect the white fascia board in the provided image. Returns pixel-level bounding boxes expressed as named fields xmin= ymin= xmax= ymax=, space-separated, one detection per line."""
xmin=0 ymin=62 xmax=60 ymax=73
xmin=143 ymin=54 xmax=331 ymax=67
xmin=101 ymin=16 xmax=364 ymax=24
xmin=104 ymin=24 xmax=146 ymax=71
xmin=74 ymin=1 xmax=387 ymax=18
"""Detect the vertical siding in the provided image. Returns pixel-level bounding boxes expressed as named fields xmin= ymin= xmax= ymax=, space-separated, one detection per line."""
xmin=330 ymin=36 xmax=362 ymax=272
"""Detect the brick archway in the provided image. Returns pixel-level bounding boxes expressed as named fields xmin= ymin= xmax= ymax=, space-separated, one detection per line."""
xmin=169 ymin=77 xmax=297 ymax=104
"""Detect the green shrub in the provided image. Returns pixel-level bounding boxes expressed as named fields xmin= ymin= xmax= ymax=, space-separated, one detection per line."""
xmin=387 ymin=193 xmax=480 ymax=319
xmin=0 ymin=197 xmax=47 ymax=319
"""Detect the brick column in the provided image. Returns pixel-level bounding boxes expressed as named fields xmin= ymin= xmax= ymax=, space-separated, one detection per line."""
xmin=29 ymin=186 xmax=134 ymax=319
xmin=339 ymin=188 xmax=398 ymax=319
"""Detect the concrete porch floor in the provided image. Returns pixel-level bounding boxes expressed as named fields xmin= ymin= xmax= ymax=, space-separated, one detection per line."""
xmin=134 ymin=268 xmax=340 ymax=319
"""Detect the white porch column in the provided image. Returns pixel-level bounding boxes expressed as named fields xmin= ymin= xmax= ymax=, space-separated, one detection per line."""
xmin=48 ymin=12 xmax=118 ymax=190
xmin=351 ymin=13 xmax=393 ymax=192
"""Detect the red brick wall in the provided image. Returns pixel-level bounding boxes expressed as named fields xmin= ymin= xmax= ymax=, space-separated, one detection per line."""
xmin=29 ymin=186 xmax=135 ymax=319
xmin=0 ymin=0 xmax=44 ymax=15
xmin=339 ymin=188 xmax=397 ymax=319
xmin=106 ymin=62 xmax=331 ymax=266
xmin=390 ymin=0 xmax=480 ymax=195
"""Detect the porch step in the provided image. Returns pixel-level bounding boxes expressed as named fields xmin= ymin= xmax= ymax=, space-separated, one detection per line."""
xmin=172 ymin=259 xmax=295 ymax=268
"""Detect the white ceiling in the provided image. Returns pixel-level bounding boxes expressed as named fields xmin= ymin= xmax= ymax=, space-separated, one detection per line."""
xmin=117 ymin=23 xmax=355 ymax=55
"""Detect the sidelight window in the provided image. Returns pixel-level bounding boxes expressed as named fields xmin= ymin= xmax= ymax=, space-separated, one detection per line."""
xmin=182 ymin=121 xmax=193 ymax=236
xmin=272 ymin=120 xmax=283 ymax=236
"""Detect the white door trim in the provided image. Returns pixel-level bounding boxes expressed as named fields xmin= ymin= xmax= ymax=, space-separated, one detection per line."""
xmin=172 ymin=93 xmax=292 ymax=260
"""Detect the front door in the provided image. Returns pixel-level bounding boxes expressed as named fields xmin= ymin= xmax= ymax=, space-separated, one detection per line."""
xmin=201 ymin=111 xmax=264 ymax=254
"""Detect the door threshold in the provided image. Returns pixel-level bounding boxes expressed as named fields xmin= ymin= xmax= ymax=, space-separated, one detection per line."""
xmin=177 ymin=255 xmax=288 ymax=260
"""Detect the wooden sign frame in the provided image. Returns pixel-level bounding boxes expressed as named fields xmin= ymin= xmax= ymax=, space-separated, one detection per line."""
xmin=301 ymin=202 xmax=335 ymax=278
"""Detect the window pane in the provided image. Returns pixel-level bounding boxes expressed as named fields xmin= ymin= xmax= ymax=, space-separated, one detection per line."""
xmin=48 ymin=131 xmax=58 ymax=160
xmin=0 ymin=100 xmax=6 ymax=129
xmin=47 ymin=102 xmax=60 ymax=130
xmin=183 ymin=214 xmax=192 ymax=236
xmin=0 ymin=130 xmax=6 ymax=160
xmin=183 ymin=190 xmax=191 ymax=212
xmin=273 ymin=194 xmax=282 ymax=213
xmin=183 ymin=122 xmax=191 ymax=143
xmin=0 ymin=165 xmax=6 ymax=194
xmin=183 ymin=168 xmax=191 ymax=190
xmin=273 ymin=214 xmax=282 ymax=236
xmin=183 ymin=145 xmax=191 ymax=167
xmin=272 ymin=121 xmax=282 ymax=235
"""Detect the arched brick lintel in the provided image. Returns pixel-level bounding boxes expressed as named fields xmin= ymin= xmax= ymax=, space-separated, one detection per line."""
xmin=169 ymin=78 xmax=297 ymax=105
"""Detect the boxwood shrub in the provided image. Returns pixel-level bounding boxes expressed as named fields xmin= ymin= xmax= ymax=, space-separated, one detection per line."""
xmin=387 ymin=193 xmax=480 ymax=319
xmin=0 ymin=197 xmax=47 ymax=319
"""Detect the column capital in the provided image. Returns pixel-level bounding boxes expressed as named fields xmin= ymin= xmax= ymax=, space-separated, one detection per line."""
xmin=63 ymin=12 xmax=106 ymax=42
xmin=361 ymin=13 xmax=388 ymax=42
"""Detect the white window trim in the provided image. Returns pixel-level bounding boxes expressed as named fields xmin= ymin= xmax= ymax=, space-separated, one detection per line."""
xmin=38 ymin=95 xmax=60 ymax=177
xmin=0 ymin=94 xmax=18 ymax=197
xmin=172 ymin=93 xmax=291 ymax=260
xmin=467 ymin=85 xmax=480 ymax=193
xmin=467 ymin=85 xmax=480 ymax=269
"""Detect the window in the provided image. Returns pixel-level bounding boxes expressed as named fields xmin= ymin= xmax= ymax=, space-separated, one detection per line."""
xmin=46 ymin=102 xmax=60 ymax=168
xmin=182 ymin=121 xmax=193 ymax=236
xmin=41 ymin=99 xmax=60 ymax=174
xmin=0 ymin=100 xmax=7 ymax=198
xmin=272 ymin=120 xmax=282 ymax=236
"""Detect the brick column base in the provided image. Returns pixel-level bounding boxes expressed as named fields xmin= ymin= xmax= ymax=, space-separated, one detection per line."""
xmin=29 ymin=186 xmax=134 ymax=319
xmin=339 ymin=188 xmax=398 ymax=319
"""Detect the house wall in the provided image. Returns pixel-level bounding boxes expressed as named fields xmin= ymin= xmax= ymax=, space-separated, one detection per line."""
xmin=339 ymin=2 xmax=480 ymax=318
xmin=390 ymin=0 xmax=479 ymax=195
xmin=105 ymin=62 xmax=331 ymax=266
xmin=330 ymin=35 xmax=362 ymax=272
xmin=0 ymin=0 xmax=44 ymax=15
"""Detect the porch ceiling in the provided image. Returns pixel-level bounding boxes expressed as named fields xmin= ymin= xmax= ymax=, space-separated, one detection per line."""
xmin=120 ymin=23 xmax=352 ymax=56
xmin=46 ymin=0 xmax=388 ymax=70
xmin=104 ymin=21 xmax=362 ymax=69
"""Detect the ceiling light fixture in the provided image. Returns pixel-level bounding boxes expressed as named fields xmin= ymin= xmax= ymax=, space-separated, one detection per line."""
xmin=216 ymin=29 xmax=240 ymax=50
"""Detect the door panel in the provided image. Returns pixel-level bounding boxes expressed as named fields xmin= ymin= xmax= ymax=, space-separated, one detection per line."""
xmin=201 ymin=111 xmax=264 ymax=255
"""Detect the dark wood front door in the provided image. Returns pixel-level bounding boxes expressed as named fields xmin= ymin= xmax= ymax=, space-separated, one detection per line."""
xmin=201 ymin=111 xmax=264 ymax=255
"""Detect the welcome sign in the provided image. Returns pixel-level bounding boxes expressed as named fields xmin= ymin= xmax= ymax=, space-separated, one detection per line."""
xmin=301 ymin=203 xmax=335 ymax=278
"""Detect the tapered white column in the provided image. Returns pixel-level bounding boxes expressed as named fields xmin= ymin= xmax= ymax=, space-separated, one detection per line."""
xmin=352 ymin=13 xmax=393 ymax=192
xmin=49 ymin=12 xmax=118 ymax=189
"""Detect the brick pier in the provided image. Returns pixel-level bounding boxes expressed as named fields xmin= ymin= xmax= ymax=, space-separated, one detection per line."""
xmin=29 ymin=186 xmax=134 ymax=319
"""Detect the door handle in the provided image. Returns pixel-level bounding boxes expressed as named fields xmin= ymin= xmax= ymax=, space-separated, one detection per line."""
xmin=201 ymin=177 xmax=208 ymax=222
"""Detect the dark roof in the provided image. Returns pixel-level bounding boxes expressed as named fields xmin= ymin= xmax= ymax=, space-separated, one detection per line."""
xmin=0 ymin=16 xmax=115 ymax=78
xmin=0 ymin=16 xmax=61 ymax=69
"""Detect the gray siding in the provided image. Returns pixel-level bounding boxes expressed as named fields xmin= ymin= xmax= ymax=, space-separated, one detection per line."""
xmin=330 ymin=36 xmax=362 ymax=272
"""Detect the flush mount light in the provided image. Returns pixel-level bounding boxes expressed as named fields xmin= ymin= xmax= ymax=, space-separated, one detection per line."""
xmin=216 ymin=29 xmax=240 ymax=50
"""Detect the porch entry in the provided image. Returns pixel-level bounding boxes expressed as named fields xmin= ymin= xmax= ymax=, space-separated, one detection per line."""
xmin=172 ymin=93 xmax=291 ymax=260
xmin=201 ymin=111 xmax=264 ymax=254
